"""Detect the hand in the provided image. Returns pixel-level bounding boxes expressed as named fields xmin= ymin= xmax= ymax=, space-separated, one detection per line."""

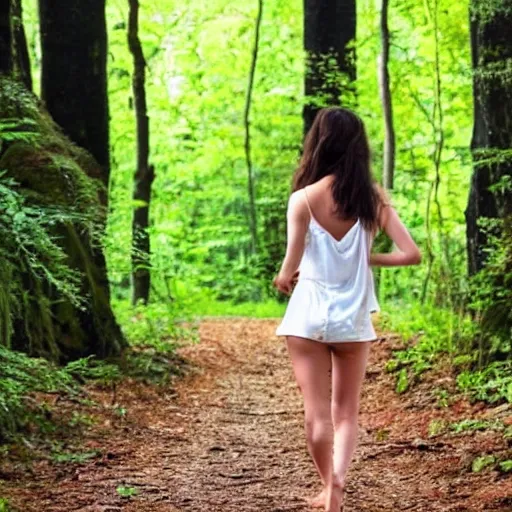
xmin=273 ymin=270 xmax=299 ymax=295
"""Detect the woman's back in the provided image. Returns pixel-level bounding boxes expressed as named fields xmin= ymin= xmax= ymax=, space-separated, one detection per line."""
xmin=303 ymin=175 xmax=359 ymax=243
xmin=300 ymin=182 xmax=374 ymax=290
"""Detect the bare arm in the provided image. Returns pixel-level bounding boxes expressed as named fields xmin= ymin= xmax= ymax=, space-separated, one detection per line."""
xmin=273 ymin=192 xmax=309 ymax=294
xmin=370 ymin=206 xmax=422 ymax=266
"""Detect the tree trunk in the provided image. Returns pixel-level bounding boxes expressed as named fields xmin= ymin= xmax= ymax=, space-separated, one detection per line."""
xmin=0 ymin=0 xmax=12 ymax=74
xmin=243 ymin=0 xmax=263 ymax=255
xmin=375 ymin=0 xmax=395 ymax=300
xmin=466 ymin=0 xmax=512 ymax=274
xmin=378 ymin=0 xmax=395 ymax=190
xmin=11 ymin=0 xmax=31 ymax=90
xmin=303 ymin=0 xmax=356 ymax=135
xmin=39 ymin=0 xmax=110 ymax=189
xmin=128 ymin=0 xmax=154 ymax=305
xmin=0 ymin=77 xmax=126 ymax=362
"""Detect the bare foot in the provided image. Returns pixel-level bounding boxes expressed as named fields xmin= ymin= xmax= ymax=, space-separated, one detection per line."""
xmin=307 ymin=489 xmax=326 ymax=508
xmin=325 ymin=482 xmax=344 ymax=512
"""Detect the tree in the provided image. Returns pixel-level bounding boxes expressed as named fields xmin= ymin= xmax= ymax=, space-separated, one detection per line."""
xmin=39 ymin=0 xmax=110 ymax=188
xmin=0 ymin=4 xmax=126 ymax=361
xmin=11 ymin=0 xmax=31 ymax=90
xmin=128 ymin=0 xmax=154 ymax=305
xmin=0 ymin=0 xmax=12 ymax=74
xmin=244 ymin=0 xmax=263 ymax=254
xmin=375 ymin=0 xmax=395 ymax=299
xmin=378 ymin=0 xmax=395 ymax=190
xmin=465 ymin=0 xmax=512 ymax=274
xmin=303 ymin=0 xmax=356 ymax=135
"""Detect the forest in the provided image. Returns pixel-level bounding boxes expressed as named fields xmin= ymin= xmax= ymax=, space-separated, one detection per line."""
xmin=0 ymin=0 xmax=511 ymax=510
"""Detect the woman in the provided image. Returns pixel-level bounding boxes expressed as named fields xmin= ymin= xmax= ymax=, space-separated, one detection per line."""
xmin=273 ymin=107 xmax=421 ymax=512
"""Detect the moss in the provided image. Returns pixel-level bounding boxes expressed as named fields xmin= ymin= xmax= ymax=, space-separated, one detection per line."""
xmin=0 ymin=76 xmax=126 ymax=362
xmin=0 ymin=77 xmax=105 ymax=205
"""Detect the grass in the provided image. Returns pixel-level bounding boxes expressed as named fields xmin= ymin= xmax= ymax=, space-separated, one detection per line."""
xmin=377 ymin=300 xmax=511 ymax=404
xmin=194 ymin=298 xmax=286 ymax=318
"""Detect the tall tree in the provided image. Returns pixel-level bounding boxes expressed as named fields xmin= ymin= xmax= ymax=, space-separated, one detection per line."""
xmin=378 ymin=0 xmax=395 ymax=190
xmin=0 ymin=0 xmax=12 ymax=74
xmin=128 ymin=0 xmax=154 ymax=305
xmin=11 ymin=0 xmax=32 ymax=90
xmin=10 ymin=0 xmax=126 ymax=359
xmin=465 ymin=0 xmax=512 ymax=274
xmin=303 ymin=0 xmax=356 ymax=135
xmin=0 ymin=3 xmax=125 ymax=360
xmin=375 ymin=0 xmax=395 ymax=300
xmin=39 ymin=0 xmax=110 ymax=188
xmin=244 ymin=0 xmax=263 ymax=255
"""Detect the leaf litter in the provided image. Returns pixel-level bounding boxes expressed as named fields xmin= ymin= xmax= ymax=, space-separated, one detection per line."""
xmin=0 ymin=319 xmax=510 ymax=511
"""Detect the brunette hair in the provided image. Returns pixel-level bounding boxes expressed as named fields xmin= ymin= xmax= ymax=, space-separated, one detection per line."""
xmin=292 ymin=107 xmax=382 ymax=231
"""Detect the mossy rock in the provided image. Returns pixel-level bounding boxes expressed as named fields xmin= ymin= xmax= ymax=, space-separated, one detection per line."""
xmin=0 ymin=76 xmax=125 ymax=362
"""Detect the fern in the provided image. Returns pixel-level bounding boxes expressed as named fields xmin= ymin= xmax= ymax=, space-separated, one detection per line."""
xmin=0 ymin=172 xmax=95 ymax=349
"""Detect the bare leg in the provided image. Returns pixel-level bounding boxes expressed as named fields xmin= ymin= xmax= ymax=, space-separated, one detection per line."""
xmin=327 ymin=341 xmax=371 ymax=512
xmin=286 ymin=336 xmax=333 ymax=506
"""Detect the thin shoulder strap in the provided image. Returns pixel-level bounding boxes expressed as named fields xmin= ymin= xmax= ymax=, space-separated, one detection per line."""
xmin=303 ymin=187 xmax=313 ymax=218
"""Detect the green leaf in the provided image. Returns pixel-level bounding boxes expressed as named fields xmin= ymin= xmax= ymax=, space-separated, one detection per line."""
xmin=116 ymin=486 xmax=139 ymax=498
xmin=498 ymin=460 xmax=512 ymax=473
xmin=471 ymin=455 xmax=496 ymax=472
xmin=396 ymin=368 xmax=409 ymax=394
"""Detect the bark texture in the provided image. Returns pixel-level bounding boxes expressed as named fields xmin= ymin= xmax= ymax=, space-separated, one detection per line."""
xmin=39 ymin=0 xmax=110 ymax=188
xmin=303 ymin=0 xmax=356 ymax=135
xmin=11 ymin=0 xmax=31 ymax=90
xmin=0 ymin=0 xmax=12 ymax=74
xmin=128 ymin=0 xmax=154 ymax=305
xmin=466 ymin=0 xmax=512 ymax=274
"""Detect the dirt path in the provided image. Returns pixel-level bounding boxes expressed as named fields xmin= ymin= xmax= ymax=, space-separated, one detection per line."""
xmin=1 ymin=319 xmax=511 ymax=511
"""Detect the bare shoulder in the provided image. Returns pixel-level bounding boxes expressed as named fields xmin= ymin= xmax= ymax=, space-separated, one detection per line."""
xmin=287 ymin=189 xmax=310 ymax=220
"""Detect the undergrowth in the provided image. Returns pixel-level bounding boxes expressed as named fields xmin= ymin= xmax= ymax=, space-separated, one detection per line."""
xmin=380 ymin=302 xmax=511 ymax=403
xmin=0 ymin=344 xmax=78 ymax=443
xmin=0 ymin=336 xmax=187 ymax=443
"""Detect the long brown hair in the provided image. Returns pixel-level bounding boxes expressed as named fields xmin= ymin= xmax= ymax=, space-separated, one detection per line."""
xmin=292 ymin=107 xmax=382 ymax=231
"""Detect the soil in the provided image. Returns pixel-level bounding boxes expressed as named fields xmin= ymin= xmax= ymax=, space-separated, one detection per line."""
xmin=1 ymin=319 xmax=511 ymax=512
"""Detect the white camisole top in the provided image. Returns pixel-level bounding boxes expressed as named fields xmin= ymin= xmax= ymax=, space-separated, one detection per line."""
xmin=276 ymin=188 xmax=380 ymax=342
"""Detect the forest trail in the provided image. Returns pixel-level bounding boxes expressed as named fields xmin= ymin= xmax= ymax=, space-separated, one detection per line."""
xmin=1 ymin=319 xmax=511 ymax=512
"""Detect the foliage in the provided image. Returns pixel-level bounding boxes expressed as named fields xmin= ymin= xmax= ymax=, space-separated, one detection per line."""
xmin=449 ymin=418 xmax=505 ymax=433
xmin=91 ymin=0 xmax=472 ymax=310
xmin=0 ymin=335 xmax=187 ymax=442
xmin=395 ymin=368 xmax=409 ymax=394
xmin=468 ymin=212 xmax=512 ymax=365
xmin=0 ymin=76 xmax=126 ymax=361
xmin=112 ymin=298 xmax=196 ymax=348
xmin=65 ymin=356 xmax=122 ymax=386
xmin=0 ymin=344 xmax=78 ymax=442
xmin=472 ymin=454 xmax=495 ymax=472
xmin=427 ymin=418 xmax=446 ymax=437
xmin=51 ymin=448 xmax=101 ymax=464
xmin=499 ymin=460 xmax=512 ymax=473
xmin=381 ymin=303 xmax=511 ymax=404
xmin=116 ymin=486 xmax=139 ymax=498
xmin=380 ymin=303 xmax=475 ymax=372
xmin=456 ymin=361 xmax=512 ymax=403
xmin=0 ymin=173 xmax=89 ymax=353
